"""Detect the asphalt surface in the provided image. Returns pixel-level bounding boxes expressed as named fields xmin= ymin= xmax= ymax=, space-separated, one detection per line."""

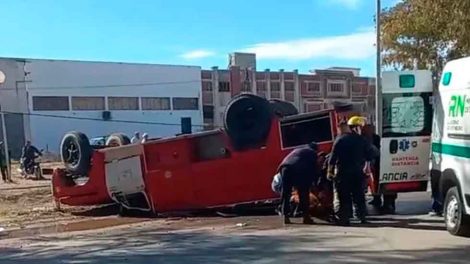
xmin=0 ymin=192 xmax=469 ymax=264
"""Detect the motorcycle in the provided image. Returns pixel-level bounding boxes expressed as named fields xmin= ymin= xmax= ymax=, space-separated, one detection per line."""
xmin=19 ymin=150 xmax=44 ymax=180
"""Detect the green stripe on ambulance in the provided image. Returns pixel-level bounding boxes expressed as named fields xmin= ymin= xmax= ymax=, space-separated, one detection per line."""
xmin=432 ymin=142 xmax=470 ymax=159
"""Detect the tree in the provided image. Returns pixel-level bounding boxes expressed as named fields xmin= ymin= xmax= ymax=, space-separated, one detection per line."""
xmin=381 ymin=0 xmax=470 ymax=77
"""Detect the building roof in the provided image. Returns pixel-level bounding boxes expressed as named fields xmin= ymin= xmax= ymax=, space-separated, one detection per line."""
xmin=0 ymin=56 xmax=200 ymax=69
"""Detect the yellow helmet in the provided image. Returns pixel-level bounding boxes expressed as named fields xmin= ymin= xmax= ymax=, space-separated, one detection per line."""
xmin=347 ymin=116 xmax=366 ymax=127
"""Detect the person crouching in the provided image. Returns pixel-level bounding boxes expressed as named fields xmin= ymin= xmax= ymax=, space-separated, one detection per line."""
xmin=278 ymin=142 xmax=319 ymax=225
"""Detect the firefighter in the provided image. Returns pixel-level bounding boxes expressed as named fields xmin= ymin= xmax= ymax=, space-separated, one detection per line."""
xmin=328 ymin=116 xmax=379 ymax=225
xmin=363 ymin=124 xmax=382 ymax=208
xmin=363 ymin=124 xmax=398 ymax=214
xmin=278 ymin=142 xmax=319 ymax=225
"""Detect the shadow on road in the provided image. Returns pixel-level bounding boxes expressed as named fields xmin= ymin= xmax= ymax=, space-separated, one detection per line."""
xmin=357 ymin=217 xmax=446 ymax=231
xmin=0 ymin=227 xmax=468 ymax=264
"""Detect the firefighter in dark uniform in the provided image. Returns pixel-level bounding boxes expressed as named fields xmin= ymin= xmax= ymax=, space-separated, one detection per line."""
xmin=363 ymin=124 xmax=382 ymax=208
xmin=328 ymin=116 xmax=379 ymax=225
xmin=278 ymin=142 xmax=319 ymax=225
xmin=363 ymin=124 xmax=398 ymax=214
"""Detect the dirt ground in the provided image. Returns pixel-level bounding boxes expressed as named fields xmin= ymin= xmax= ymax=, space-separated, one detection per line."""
xmin=0 ymin=162 xmax=97 ymax=230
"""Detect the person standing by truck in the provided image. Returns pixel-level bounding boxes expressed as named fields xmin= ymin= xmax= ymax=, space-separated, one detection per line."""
xmin=362 ymin=124 xmax=398 ymax=214
xmin=278 ymin=142 xmax=320 ymax=225
xmin=0 ymin=142 xmax=8 ymax=183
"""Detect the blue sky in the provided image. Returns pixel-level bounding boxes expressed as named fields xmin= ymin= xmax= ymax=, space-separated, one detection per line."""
xmin=1 ymin=0 xmax=400 ymax=77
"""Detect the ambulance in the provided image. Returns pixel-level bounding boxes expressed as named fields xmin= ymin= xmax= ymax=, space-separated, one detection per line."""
xmin=378 ymin=70 xmax=433 ymax=195
xmin=431 ymin=56 xmax=470 ymax=237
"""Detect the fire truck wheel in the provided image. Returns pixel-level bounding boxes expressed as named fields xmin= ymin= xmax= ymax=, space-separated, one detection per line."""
xmin=269 ymin=99 xmax=298 ymax=117
xmin=106 ymin=133 xmax=131 ymax=147
xmin=331 ymin=101 xmax=353 ymax=112
xmin=224 ymin=94 xmax=273 ymax=150
xmin=118 ymin=205 xmax=130 ymax=217
xmin=60 ymin=131 xmax=92 ymax=176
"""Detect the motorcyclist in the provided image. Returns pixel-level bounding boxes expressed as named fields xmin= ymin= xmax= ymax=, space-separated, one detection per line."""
xmin=328 ymin=116 xmax=379 ymax=225
xmin=21 ymin=140 xmax=42 ymax=176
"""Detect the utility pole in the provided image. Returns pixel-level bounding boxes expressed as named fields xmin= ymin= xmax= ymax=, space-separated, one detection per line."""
xmin=375 ymin=0 xmax=382 ymax=136
xmin=0 ymin=71 xmax=11 ymax=181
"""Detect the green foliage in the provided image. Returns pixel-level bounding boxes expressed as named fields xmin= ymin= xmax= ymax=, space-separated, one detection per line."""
xmin=381 ymin=0 xmax=470 ymax=75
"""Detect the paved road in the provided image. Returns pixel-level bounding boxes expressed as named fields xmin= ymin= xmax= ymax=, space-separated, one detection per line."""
xmin=0 ymin=192 xmax=469 ymax=264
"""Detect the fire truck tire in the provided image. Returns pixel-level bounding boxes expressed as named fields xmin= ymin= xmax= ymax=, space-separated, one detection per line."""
xmin=224 ymin=94 xmax=273 ymax=150
xmin=118 ymin=205 xmax=130 ymax=217
xmin=106 ymin=133 xmax=131 ymax=147
xmin=331 ymin=101 xmax=353 ymax=112
xmin=269 ymin=99 xmax=298 ymax=117
xmin=60 ymin=131 xmax=92 ymax=176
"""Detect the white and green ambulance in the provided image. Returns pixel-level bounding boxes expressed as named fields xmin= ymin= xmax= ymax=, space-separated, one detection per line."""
xmin=431 ymin=56 xmax=470 ymax=237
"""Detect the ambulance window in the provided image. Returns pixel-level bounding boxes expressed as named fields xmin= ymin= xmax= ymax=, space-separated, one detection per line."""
xmin=391 ymin=96 xmax=425 ymax=133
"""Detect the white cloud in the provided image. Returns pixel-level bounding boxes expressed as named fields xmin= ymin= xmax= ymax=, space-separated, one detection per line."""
xmin=240 ymin=28 xmax=375 ymax=61
xmin=180 ymin=50 xmax=215 ymax=59
xmin=330 ymin=0 xmax=362 ymax=9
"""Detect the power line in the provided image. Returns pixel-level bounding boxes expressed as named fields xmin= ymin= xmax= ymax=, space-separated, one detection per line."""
xmin=0 ymin=79 xmax=202 ymax=91
xmin=0 ymin=110 xmax=214 ymax=128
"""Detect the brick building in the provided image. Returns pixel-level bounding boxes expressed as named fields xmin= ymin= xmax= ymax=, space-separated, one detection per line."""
xmin=201 ymin=53 xmax=376 ymax=129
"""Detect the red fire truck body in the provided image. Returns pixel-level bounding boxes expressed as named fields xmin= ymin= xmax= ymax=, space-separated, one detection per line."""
xmin=52 ymin=106 xmax=339 ymax=214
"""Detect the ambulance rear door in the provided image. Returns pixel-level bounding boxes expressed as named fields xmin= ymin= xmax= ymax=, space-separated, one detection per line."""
xmin=379 ymin=70 xmax=434 ymax=193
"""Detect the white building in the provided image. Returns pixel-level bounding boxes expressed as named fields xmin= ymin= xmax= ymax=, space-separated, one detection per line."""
xmin=0 ymin=58 xmax=203 ymax=157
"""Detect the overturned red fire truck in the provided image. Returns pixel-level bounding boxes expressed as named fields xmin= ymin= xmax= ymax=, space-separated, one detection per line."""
xmin=52 ymin=94 xmax=359 ymax=215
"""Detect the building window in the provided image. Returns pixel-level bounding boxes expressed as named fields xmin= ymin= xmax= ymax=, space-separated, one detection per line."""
xmin=305 ymin=102 xmax=323 ymax=112
xmin=284 ymin=73 xmax=294 ymax=80
xmin=307 ymin=82 xmax=321 ymax=93
xmin=271 ymin=82 xmax=281 ymax=92
xmin=285 ymin=81 xmax=295 ymax=91
xmin=256 ymin=81 xmax=267 ymax=98
xmin=173 ymin=97 xmax=199 ymax=110
xmin=108 ymin=97 xmax=139 ymax=110
xmin=241 ymin=81 xmax=251 ymax=92
xmin=32 ymin=96 xmax=69 ymax=111
xmin=271 ymin=93 xmax=281 ymax=99
xmin=201 ymin=71 xmax=212 ymax=80
xmin=257 ymin=81 xmax=266 ymax=91
xmin=71 ymin=96 xmax=105 ymax=111
xmin=285 ymin=93 xmax=295 ymax=102
xmin=219 ymin=81 xmax=230 ymax=92
xmin=141 ymin=97 xmax=170 ymax=110
xmin=329 ymin=83 xmax=344 ymax=92
xmin=202 ymin=81 xmax=213 ymax=92
xmin=352 ymin=83 xmax=362 ymax=94
xmin=203 ymin=105 xmax=214 ymax=119
xmin=270 ymin=72 xmax=280 ymax=80
xmin=271 ymin=81 xmax=281 ymax=99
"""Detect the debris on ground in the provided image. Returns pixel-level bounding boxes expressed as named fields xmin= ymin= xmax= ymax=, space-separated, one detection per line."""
xmin=0 ymin=162 xmax=105 ymax=230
